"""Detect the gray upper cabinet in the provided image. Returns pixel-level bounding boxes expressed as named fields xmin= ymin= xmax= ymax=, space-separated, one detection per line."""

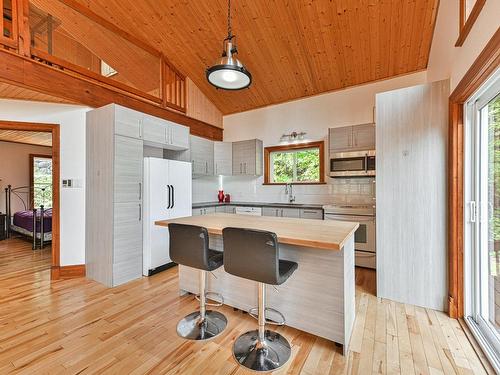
xmin=329 ymin=123 xmax=375 ymax=152
xmin=190 ymin=135 xmax=214 ymax=176
xmin=351 ymin=123 xmax=375 ymax=150
xmin=114 ymin=105 xmax=143 ymax=139
xmin=232 ymin=139 xmax=263 ymax=176
xmin=214 ymin=142 xmax=232 ymax=175
xmin=329 ymin=126 xmax=352 ymax=152
xmin=142 ymin=113 xmax=189 ymax=150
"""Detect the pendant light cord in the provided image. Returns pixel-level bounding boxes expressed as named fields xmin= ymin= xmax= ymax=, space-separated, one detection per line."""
xmin=227 ymin=0 xmax=233 ymax=40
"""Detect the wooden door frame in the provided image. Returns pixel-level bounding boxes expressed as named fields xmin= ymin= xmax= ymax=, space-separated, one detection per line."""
xmin=0 ymin=120 xmax=60 ymax=280
xmin=448 ymin=28 xmax=500 ymax=318
xmin=29 ymin=153 xmax=53 ymax=209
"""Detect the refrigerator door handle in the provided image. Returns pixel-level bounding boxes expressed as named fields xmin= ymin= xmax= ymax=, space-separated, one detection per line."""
xmin=167 ymin=185 xmax=171 ymax=209
xmin=171 ymin=185 xmax=175 ymax=208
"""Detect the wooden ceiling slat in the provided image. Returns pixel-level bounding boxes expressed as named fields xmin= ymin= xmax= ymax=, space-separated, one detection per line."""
xmin=59 ymin=0 xmax=438 ymax=114
xmin=0 ymin=129 xmax=52 ymax=146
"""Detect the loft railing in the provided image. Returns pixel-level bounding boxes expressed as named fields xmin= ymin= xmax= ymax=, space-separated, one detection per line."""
xmin=0 ymin=0 xmax=187 ymax=113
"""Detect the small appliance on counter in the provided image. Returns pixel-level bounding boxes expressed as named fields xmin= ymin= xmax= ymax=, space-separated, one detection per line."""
xmin=224 ymin=194 xmax=231 ymax=203
xmin=218 ymin=190 xmax=224 ymax=203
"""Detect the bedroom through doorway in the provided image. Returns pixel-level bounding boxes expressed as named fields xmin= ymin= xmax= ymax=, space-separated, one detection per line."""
xmin=0 ymin=120 xmax=60 ymax=281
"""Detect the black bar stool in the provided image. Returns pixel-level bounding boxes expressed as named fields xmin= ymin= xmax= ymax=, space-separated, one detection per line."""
xmin=223 ymin=227 xmax=298 ymax=372
xmin=169 ymin=223 xmax=227 ymax=340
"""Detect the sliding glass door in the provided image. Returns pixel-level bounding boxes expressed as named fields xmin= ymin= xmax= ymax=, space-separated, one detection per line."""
xmin=465 ymin=68 xmax=500 ymax=370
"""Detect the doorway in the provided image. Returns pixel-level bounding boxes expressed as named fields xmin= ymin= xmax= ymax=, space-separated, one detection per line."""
xmin=464 ymin=68 xmax=500 ymax=371
xmin=0 ymin=120 xmax=60 ymax=279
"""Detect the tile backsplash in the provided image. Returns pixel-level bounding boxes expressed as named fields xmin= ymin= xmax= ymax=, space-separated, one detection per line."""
xmin=193 ymin=175 xmax=375 ymax=205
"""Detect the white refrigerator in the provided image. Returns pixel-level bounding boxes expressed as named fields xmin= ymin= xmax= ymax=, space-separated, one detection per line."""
xmin=143 ymin=157 xmax=192 ymax=276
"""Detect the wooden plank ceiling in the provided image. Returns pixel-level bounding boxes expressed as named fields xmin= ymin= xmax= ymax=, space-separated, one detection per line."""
xmin=0 ymin=129 xmax=52 ymax=146
xmin=66 ymin=0 xmax=439 ymax=114
xmin=0 ymin=82 xmax=75 ymax=105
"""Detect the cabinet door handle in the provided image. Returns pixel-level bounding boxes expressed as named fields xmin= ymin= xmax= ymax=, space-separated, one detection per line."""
xmin=166 ymin=185 xmax=171 ymax=209
xmin=139 ymin=204 xmax=142 ymax=221
xmin=240 ymin=163 xmax=242 ymax=173
xmin=303 ymin=210 xmax=318 ymax=214
xmin=139 ymin=182 xmax=142 ymax=200
xmin=139 ymin=119 xmax=143 ymax=139
xmin=171 ymin=185 xmax=175 ymax=208
xmin=205 ymin=161 xmax=208 ymax=174
xmin=244 ymin=163 xmax=247 ymax=174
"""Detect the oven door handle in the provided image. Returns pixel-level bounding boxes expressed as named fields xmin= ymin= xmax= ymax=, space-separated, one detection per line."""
xmin=364 ymin=154 xmax=368 ymax=173
xmin=325 ymin=214 xmax=375 ymax=222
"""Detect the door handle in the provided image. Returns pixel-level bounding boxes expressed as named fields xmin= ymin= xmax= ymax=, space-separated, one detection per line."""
xmin=167 ymin=185 xmax=171 ymax=209
xmin=469 ymin=201 xmax=476 ymax=222
xmin=139 ymin=182 xmax=142 ymax=200
xmin=171 ymin=185 xmax=175 ymax=208
xmin=240 ymin=163 xmax=242 ymax=173
xmin=364 ymin=155 xmax=368 ymax=173
xmin=139 ymin=204 xmax=142 ymax=221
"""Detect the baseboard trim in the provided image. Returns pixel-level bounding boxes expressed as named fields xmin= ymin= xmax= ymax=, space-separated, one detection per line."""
xmin=51 ymin=265 xmax=86 ymax=280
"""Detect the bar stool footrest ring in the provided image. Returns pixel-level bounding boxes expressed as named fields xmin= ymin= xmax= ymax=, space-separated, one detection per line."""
xmin=195 ymin=291 xmax=224 ymax=307
xmin=248 ymin=307 xmax=286 ymax=326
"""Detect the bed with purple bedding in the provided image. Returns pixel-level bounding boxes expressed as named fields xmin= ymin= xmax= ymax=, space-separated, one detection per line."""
xmin=13 ymin=208 xmax=52 ymax=233
xmin=5 ymin=185 xmax=52 ymax=249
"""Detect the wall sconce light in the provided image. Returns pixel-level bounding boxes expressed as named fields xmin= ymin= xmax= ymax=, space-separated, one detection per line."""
xmin=279 ymin=131 xmax=307 ymax=143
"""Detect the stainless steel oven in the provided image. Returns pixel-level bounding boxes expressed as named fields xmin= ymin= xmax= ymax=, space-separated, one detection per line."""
xmin=329 ymin=150 xmax=375 ymax=178
xmin=323 ymin=204 xmax=376 ymax=269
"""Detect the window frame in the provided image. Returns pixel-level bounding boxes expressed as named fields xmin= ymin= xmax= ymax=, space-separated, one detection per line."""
xmin=263 ymin=141 xmax=325 ymax=185
xmin=29 ymin=153 xmax=52 ymax=209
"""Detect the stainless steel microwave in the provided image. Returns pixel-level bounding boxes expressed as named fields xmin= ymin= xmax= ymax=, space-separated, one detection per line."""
xmin=329 ymin=150 xmax=376 ymax=177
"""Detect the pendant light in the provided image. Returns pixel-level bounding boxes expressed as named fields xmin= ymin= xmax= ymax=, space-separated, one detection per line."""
xmin=206 ymin=0 xmax=252 ymax=90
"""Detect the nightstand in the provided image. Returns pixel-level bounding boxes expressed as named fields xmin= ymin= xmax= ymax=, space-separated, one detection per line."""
xmin=0 ymin=213 xmax=6 ymax=240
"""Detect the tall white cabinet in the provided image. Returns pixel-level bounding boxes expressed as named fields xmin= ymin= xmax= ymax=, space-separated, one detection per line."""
xmin=86 ymin=104 xmax=189 ymax=287
xmin=376 ymin=80 xmax=449 ymax=311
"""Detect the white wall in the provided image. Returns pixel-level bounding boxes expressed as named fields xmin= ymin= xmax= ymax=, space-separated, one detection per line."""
xmin=0 ymin=141 xmax=52 ymax=213
xmin=221 ymin=72 xmax=426 ymax=204
xmin=0 ymin=99 xmax=90 ymax=266
xmin=427 ymin=0 xmax=500 ymax=90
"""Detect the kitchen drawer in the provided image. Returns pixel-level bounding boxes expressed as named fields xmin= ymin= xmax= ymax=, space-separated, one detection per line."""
xmin=300 ymin=208 xmax=323 ymax=220
xmin=355 ymin=251 xmax=376 ymax=269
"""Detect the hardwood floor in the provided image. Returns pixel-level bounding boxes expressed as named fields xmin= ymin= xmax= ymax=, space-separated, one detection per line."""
xmin=0 ymin=237 xmax=51 ymax=282
xmin=0 ymin=240 xmax=491 ymax=374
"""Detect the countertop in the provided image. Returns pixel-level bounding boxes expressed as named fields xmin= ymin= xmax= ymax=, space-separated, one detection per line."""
xmin=155 ymin=213 xmax=358 ymax=251
xmin=192 ymin=201 xmax=324 ymax=210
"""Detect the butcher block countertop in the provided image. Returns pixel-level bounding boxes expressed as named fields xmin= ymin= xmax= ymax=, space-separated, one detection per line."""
xmin=155 ymin=213 xmax=359 ymax=251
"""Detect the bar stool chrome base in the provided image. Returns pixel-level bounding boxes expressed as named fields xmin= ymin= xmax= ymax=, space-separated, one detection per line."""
xmin=176 ymin=310 xmax=227 ymax=340
xmin=233 ymin=329 xmax=291 ymax=372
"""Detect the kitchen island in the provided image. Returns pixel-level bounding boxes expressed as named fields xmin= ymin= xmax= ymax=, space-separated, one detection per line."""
xmin=155 ymin=213 xmax=358 ymax=354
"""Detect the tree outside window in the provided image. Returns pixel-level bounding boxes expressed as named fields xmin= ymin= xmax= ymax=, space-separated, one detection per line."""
xmin=32 ymin=156 xmax=52 ymax=208
xmin=264 ymin=141 xmax=325 ymax=184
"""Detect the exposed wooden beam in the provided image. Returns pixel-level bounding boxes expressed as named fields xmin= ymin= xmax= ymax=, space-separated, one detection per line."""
xmin=0 ymin=48 xmax=223 ymax=140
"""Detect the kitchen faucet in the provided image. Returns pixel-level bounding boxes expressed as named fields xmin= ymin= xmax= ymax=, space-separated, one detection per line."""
xmin=285 ymin=183 xmax=295 ymax=203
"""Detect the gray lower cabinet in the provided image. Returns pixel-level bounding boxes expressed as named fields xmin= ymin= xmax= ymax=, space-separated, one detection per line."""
xmin=86 ymin=104 xmax=143 ymax=288
xmin=193 ymin=206 xmax=216 ymax=216
xmin=263 ymin=207 xmax=281 ymax=217
xmin=299 ymin=208 xmax=323 ymax=220
xmin=215 ymin=206 xmax=227 ymax=213
xmin=262 ymin=207 xmax=300 ymax=218
xmin=232 ymin=139 xmax=263 ymax=176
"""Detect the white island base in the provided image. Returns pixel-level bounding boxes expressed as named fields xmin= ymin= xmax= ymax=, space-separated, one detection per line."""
xmin=178 ymin=234 xmax=355 ymax=355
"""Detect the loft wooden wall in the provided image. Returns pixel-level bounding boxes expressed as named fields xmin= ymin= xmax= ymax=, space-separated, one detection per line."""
xmin=186 ymin=78 xmax=223 ymax=129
